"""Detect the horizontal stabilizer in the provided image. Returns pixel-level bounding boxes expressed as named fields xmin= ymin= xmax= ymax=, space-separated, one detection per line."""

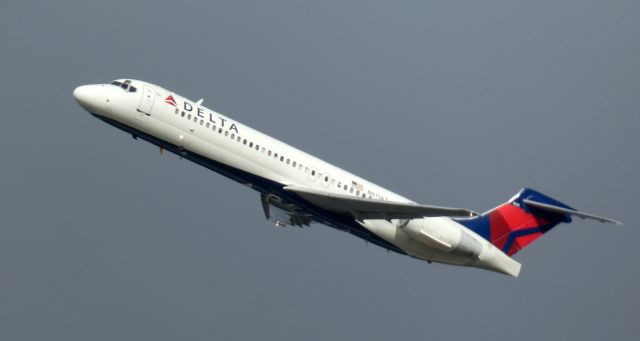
xmin=523 ymin=199 xmax=622 ymax=225
xmin=284 ymin=185 xmax=478 ymax=220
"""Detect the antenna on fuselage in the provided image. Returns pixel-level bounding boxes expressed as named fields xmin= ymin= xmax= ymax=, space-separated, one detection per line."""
xmin=196 ymin=98 xmax=203 ymax=105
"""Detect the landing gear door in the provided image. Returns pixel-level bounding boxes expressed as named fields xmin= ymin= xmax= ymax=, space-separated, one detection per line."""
xmin=138 ymin=85 xmax=155 ymax=115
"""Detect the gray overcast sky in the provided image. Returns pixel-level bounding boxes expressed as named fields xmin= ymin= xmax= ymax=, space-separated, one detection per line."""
xmin=1 ymin=0 xmax=639 ymax=340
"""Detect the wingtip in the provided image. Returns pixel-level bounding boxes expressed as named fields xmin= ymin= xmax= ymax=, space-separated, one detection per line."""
xmin=611 ymin=219 xmax=624 ymax=226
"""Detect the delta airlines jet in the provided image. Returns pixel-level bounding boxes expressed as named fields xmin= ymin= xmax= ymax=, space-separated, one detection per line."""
xmin=73 ymin=79 xmax=620 ymax=277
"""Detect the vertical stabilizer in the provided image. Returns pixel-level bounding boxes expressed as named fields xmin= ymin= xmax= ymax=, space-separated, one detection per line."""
xmin=457 ymin=188 xmax=573 ymax=256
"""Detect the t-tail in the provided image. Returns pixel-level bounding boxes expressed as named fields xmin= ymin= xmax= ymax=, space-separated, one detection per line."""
xmin=457 ymin=188 xmax=621 ymax=267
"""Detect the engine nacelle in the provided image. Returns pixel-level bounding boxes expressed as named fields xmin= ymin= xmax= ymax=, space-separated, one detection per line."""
xmin=359 ymin=217 xmax=483 ymax=264
xmin=402 ymin=217 xmax=483 ymax=258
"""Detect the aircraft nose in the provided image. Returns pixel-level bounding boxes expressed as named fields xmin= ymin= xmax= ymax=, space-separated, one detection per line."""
xmin=73 ymin=85 xmax=103 ymax=113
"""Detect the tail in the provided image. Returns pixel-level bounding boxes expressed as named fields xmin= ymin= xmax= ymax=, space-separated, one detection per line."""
xmin=457 ymin=188 xmax=620 ymax=256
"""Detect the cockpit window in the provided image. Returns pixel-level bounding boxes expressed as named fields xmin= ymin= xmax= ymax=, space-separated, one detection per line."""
xmin=110 ymin=80 xmax=136 ymax=92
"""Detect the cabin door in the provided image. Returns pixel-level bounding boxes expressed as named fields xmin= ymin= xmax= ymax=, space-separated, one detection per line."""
xmin=137 ymin=86 xmax=155 ymax=115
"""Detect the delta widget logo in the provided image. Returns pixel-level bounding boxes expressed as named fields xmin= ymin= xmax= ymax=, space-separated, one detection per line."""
xmin=164 ymin=95 xmax=177 ymax=107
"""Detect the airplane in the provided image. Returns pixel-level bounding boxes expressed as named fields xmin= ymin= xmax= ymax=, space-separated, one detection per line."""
xmin=73 ymin=79 xmax=621 ymax=277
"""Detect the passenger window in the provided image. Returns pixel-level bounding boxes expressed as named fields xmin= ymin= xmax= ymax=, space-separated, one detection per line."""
xmin=268 ymin=150 xmax=272 ymax=156
xmin=200 ymin=120 xmax=204 ymax=125
xmin=187 ymin=114 xmax=191 ymax=119
xmin=206 ymin=122 xmax=210 ymax=128
xmin=286 ymin=159 xmax=290 ymax=164
xmin=255 ymin=145 xmax=259 ymax=151
xmin=181 ymin=112 xmax=185 ymax=117
xmin=249 ymin=142 xmax=253 ymax=147
xmin=237 ymin=136 xmax=241 ymax=142
xmin=225 ymin=131 xmax=229 ymax=136
xmin=193 ymin=117 xmax=197 ymax=122
xmin=292 ymin=161 xmax=296 ymax=167
xmin=350 ymin=188 xmax=354 ymax=193
xmin=175 ymin=108 xmax=179 ymax=114
xmin=311 ymin=170 xmax=316 ymax=176
xmin=243 ymin=139 xmax=247 ymax=145
xmin=280 ymin=156 xmax=284 ymax=162
xmin=344 ymin=185 xmax=347 ymax=190
xmin=231 ymin=133 xmax=235 ymax=139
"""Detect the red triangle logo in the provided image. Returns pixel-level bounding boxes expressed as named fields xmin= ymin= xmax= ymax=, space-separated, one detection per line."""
xmin=164 ymin=95 xmax=177 ymax=107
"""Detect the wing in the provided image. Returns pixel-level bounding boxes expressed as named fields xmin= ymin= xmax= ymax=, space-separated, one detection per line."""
xmin=284 ymin=185 xmax=478 ymax=220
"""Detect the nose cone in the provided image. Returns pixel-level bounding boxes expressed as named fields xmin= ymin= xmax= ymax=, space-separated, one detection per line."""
xmin=73 ymin=85 xmax=103 ymax=113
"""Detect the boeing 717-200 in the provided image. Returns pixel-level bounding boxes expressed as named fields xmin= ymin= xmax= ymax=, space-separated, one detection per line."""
xmin=73 ymin=79 xmax=620 ymax=277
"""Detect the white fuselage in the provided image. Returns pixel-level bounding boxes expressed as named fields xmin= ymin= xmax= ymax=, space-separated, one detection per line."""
xmin=73 ymin=79 xmax=521 ymax=277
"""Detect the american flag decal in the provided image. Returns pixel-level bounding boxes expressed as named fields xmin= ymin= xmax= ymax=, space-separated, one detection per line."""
xmin=352 ymin=180 xmax=363 ymax=191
